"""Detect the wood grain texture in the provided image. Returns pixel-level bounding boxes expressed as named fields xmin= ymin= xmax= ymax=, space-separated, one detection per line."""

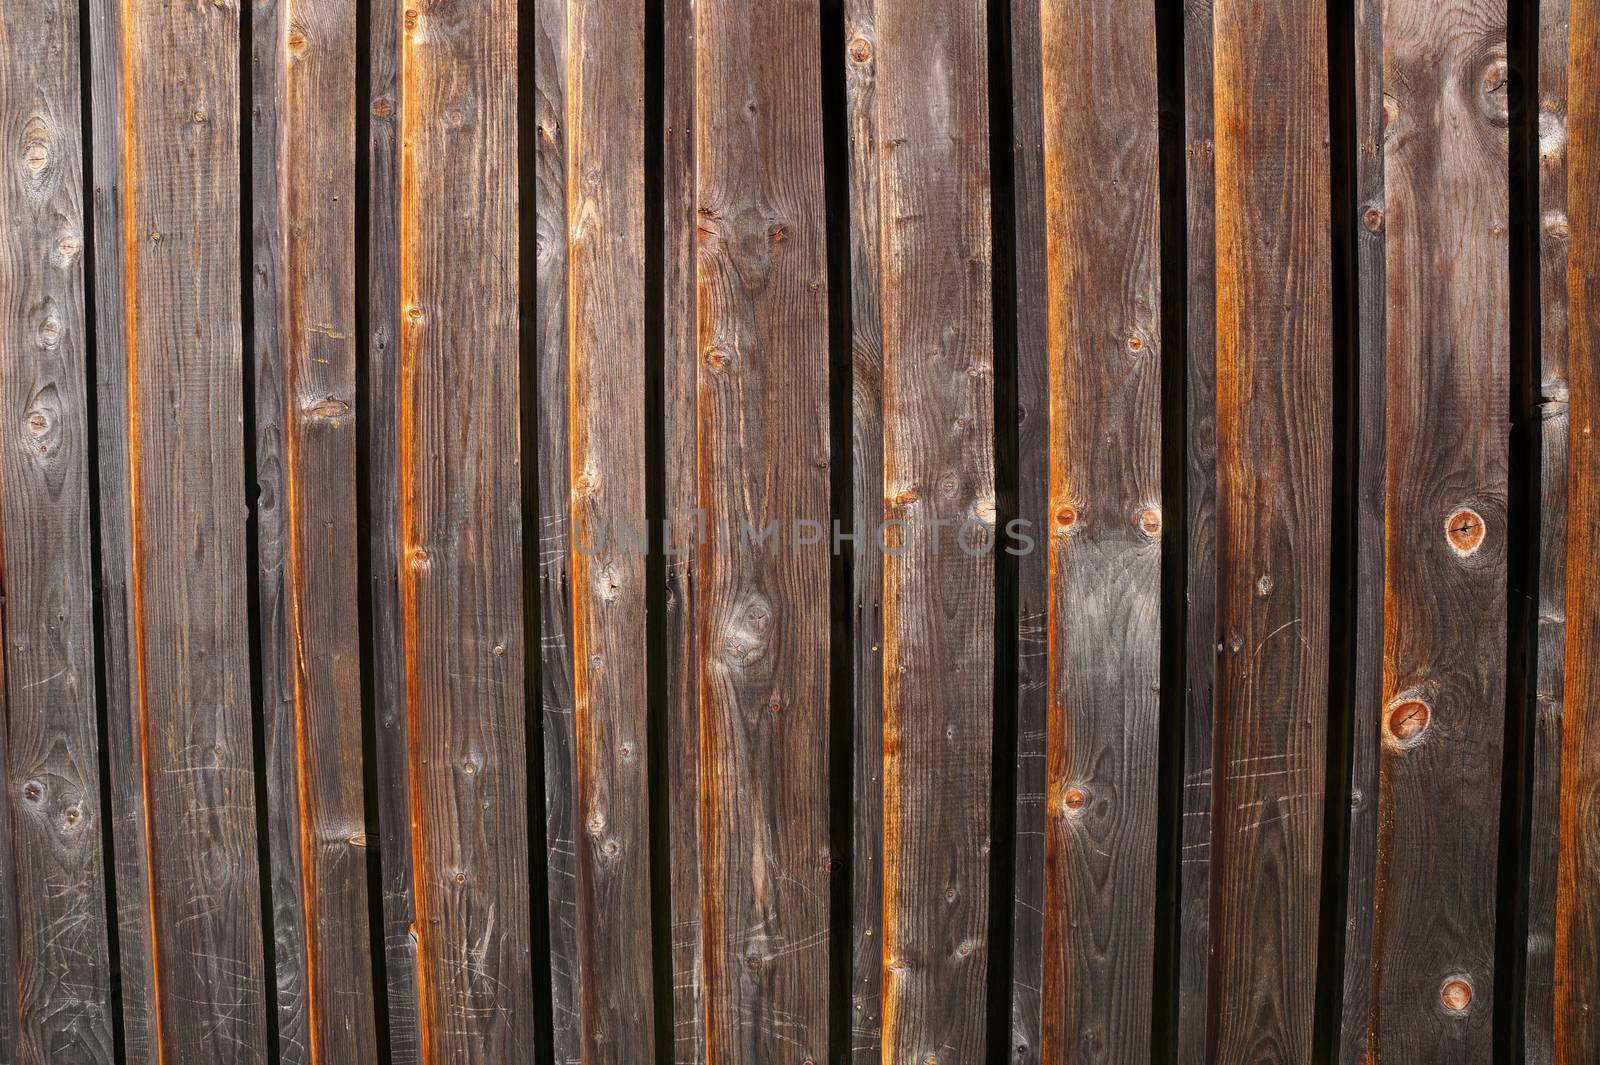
xmin=251 ymin=0 xmax=379 ymax=1060
xmin=691 ymin=2 xmax=833 ymax=1061
xmin=372 ymin=0 xmax=537 ymax=1060
xmin=1208 ymin=0 xmax=1332 ymax=1060
xmin=1176 ymin=2 xmax=1217 ymax=1061
xmin=1524 ymin=4 xmax=1572 ymax=1060
xmin=871 ymin=3 xmax=996 ymax=1063
xmin=0 ymin=0 xmax=114 ymax=1061
xmin=1032 ymin=1 xmax=1164 ymax=1061
xmin=1357 ymin=1 xmax=1510 ymax=1059
xmin=1005 ymin=0 xmax=1050 ymax=1060
xmin=843 ymin=0 xmax=886 ymax=1059
xmin=551 ymin=0 xmax=657 ymax=1061
xmin=87 ymin=0 xmax=271 ymax=1061
xmin=1555 ymin=0 xmax=1600 ymax=1059
xmin=1337 ymin=0 xmax=1391 ymax=1058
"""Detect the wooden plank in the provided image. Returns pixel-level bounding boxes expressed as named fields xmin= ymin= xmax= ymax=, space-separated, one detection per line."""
xmin=843 ymin=0 xmax=886 ymax=1060
xmin=1350 ymin=1 xmax=1510 ymax=1059
xmin=251 ymin=0 xmax=379 ymax=1061
xmin=371 ymin=0 xmax=536 ymax=1059
xmin=1207 ymin=0 xmax=1332 ymax=1059
xmin=691 ymin=1 xmax=833 ymax=1060
xmin=1336 ymin=0 xmax=1391 ymax=1058
xmin=1031 ymin=0 xmax=1165 ymax=1059
xmin=1555 ymin=0 xmax=1600 ymax=1059
xmin=1175 ymin=0 xmax=1218 ymax=1060
xmin=1525 ymin=0 xmax=1571 ymax=1055
xmin=0 ymin=0 xmax=115 ymax=1060
xmin=87 ymin=0 xmax=271 ymax=1060
xmin=1005 ymin=0 xmax=1051 ymax=1059
xmin=537 ymin=1 xmax=656 ymax=1062
xmin=871 ymin=3 xmax=996 ymax=1062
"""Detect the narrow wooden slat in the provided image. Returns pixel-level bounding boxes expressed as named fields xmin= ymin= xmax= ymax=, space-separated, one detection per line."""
xmin=1524 ymin=0 xmax=1571 ymax=1055
xmin=372 ymin=0 xmax=536 ymax=1059
xmin=1175 ymin=0 xmax=1218 ymax=1059
xmin=871 ymin=3 xmax=996 ymax=1061
xmin=0 ymin=1 xmax=114 ymax=1060
xmin=691 ymin=1 xmax=833 ymax=1059
xmin=251 ymin=0 xmax=378 ymax=1060
xmin=1555 ymin=0 xmax=1600 ymax=1058
xmin=1006 ymin=1 xmax=1051 ymax=1059
xmin=539 ymin=1 xmax=656 ymax=1061
xmin=842 ymin=0 xmax=886 ymax=1060
xmin=87 ymin=0 xmax=271 ymax=1060
xmin=1351 ymin=1 xmax=1510 ymax=1058
xmin=1207 ymin=0 xmax=1332 ymax=1059
xmin=1337 ymin=0 xmax=1391 ymax=1058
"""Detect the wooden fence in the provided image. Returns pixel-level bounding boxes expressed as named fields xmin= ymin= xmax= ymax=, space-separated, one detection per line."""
xmin=0 ymin=0 xmax=1594 ymax=1063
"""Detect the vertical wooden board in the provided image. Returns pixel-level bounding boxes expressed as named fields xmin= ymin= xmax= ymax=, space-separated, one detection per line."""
xmin=1006 ymin=0 xmax=1051 ymax=1060
xmin=559 ymin=0 xmax=657 ymax=1060
xmin=251 ymin=0 xmax=379 ymax=1060
xmin=1555 ymin=0 xmax=1600 ymax=1059
xmin=1208 ymin=0 xmax=1332 ymax=1060
xmin=1525 ymin=3 xmax=1572 ymax=1058
xmin=872 ymin=3 xmax=996 ymax=1063
xmin=1176 ymin=2 xmax=1217 ymax=1060
xmin=1337 ymin=0 xmax=1391 ymax=1059
xmin=88 ymin=0 xmax=271 ymax=1060
xmin=1358 ymin=1 xmax=1510 ymax=1059
xmin=376 ymin=0 xmax=536 ymax=1060
xmin=692 ymin=1 xmax=833 ymax=1060
xmin=662 ymin=0 xmax=705 ymax=1060
xmin=0 ymin=0 xmax=115 ymax=1061
xmin=843 ymin=0 xmax=886 ymax=1060
xmin=1036 ymin=0 xmax=1163 ymax=1059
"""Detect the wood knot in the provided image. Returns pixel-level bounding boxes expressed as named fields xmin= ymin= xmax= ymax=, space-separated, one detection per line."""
xmin=287 ymin=25 xmax=308 ymax=58
xmin=22 ymin=116 xmax=50 ymax=176
xmin=848 ymin=36 xmax=872 ymax=63
xmin=1445 ymin=507 xmax=1485 ymax=557
xmin=1062 ymin=786 xmax=1088 ymax=815
xmin=1362 ymin=206 xmax=1383 ymax=232
xmin=1138 ymin=507 xmax=1162 ymax=538
xmin=894 ymin=489 xmax=919 ymax=507
xmin=1383 ymin=696 xmax=1431 ymax=750
xmin=308 ymin=396 xmax=351 ymax=419
xmin=704 ymin=347 xmax=731 ymax=373
xmin=1440 ymin=976 xmax=1473 ymax=1012
xmin=1054 ymin=504 xmax=1078 ymax=532
xmin=1126 ymin=333 xmax=1145 ymax=354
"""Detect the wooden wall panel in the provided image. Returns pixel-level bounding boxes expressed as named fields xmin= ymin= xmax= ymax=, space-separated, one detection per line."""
xmin=1555 ymin=0 xmax=1600 ymax=1060
xmin=690 ymin=1 xmax=834 ymax=1061
xmin=535 ymin=1 xmax=655 ymax=1062
xmin=370 ymin=0 xmax=536 ymax=1060
xmin=1011 ymin=2 xmax=1165 ymax=1062
xmin=0 ymin=1 xmax=114 ymax=1062
xmin=87 ymin=0 xmax=270 ymax=1061
xmin=870 ymin=3 xmax=996 ymax=1063
xmin=1208 ymin=0 xmax=1333 ymax=1061
xmin=251 ymin=0 xmax=378 ymax=1060
xmin=1348 ymin=1 xmax=1511 ymax=1060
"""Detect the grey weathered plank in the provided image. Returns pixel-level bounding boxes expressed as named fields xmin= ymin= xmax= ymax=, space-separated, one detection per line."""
xmin=370 ymin=0 xmax=537 ymax=1060
xmin=251 ymin=0 xmax=379 ymax=1060
xmin=1553 ymin=0 xmax=1600 ymax=1059
xmin=1349 ymin=1 xmax=1511 ymax=1059
xmin=1175 ymin=0 xmax=1217 ymax=1057
xmin=692 ymin=1 xmax=834 ymax=1059
xmin=1207 ymin=0 xmax=1332 ymax=1059
xmin=870 ymin=2 xmax=997 ymax=1062
xmin=0 ymin=0 xmax=114 ymax=1060
xmin=88 ymin=0 xmax=271 ymax=1061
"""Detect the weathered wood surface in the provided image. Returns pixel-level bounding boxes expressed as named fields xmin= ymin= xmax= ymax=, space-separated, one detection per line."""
xmin=1345 ymin=2 xmax=1512 ymax=1061
xmin=1207 ymin=0 xmax=1333 ymax=1062
xmin=1555 ymin=0 xmax=1600 ymax=1060
xmin=88 ymin=0 xmax=270 ymax=1061
xmin=1015 ymin=2 xmax=1165 ymax=1063
xmin=870 ymin=3 xmax=997 ymax=1064
xmin=251 ymin=0 xmax=378 ymax=1060
xmin=691 ymin=0 xmax=835 ymax=1060
xmin=0 ymin=0 xmax=114 ymax=1061
xmin=370 ymin=0 xmax=536 ymax=1062
xmin=534 ymin=2 xmax=656 ymax=1063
